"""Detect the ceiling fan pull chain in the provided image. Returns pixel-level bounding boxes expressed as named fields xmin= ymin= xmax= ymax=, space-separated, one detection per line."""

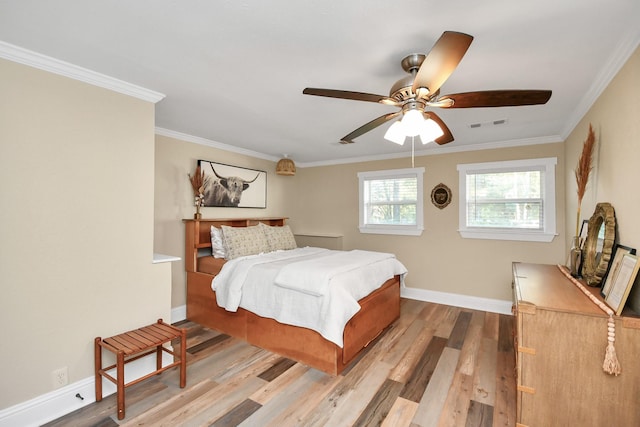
xmin=411 ymin=136 xmax=415 ymax=168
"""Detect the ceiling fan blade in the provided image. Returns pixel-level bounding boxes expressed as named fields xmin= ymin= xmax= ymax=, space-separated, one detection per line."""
xmin=412 ymin=31 xmax=473 ymax=97
xmin=425 ymin=112 xmax=454 ymax=145
xmin=438 ymin=90 xmax=552 ymax=108
xmin=303 ymin=88 xmax=399 ymax=106
xmin=340 ymin=112 xmax=401 ymax=144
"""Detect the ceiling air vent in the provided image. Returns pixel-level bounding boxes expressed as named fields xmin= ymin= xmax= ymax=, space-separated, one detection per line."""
xmin=468 ymin=118 xmax=508 ymax=129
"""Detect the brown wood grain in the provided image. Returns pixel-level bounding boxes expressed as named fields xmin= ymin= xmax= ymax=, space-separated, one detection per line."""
xmin=447 ymin=310 xmax=472 ymax=350
xmin=47 ymin=300 xmax=516 ymax=427
xmin=400 ymin=336 xmax=447 ymax=403
xmin=381 ymin=397 xmax=419 ymax=427
xmin=257 ymin=357 xmax=297 ymax=382
xmin=352 ymin=378 xmax=404 ymax=427
xmin=465 ymin=400 xmax=493 ymax=427
xmin=513 ymin=263 xmax=640 ymax=426
xmin=212 ymin=398 xmax=262 ymax=427
xmin=438 ymin=370 xmax=473 ymax=427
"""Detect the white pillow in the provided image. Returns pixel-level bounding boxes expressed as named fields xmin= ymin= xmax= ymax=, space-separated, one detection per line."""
xmin=210 ymin=226 xmax=226 ymax=258
xmin=221 ymin=225 xmax=270 ymax=260
xmin=260 ymin=223 xmax=297 ymax=251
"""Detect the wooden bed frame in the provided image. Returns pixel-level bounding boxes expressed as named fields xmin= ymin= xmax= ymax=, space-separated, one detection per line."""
xmin=183 ymin=217 xmax=401 ymax=375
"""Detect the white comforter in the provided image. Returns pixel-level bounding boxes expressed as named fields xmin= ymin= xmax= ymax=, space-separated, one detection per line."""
xmin=211 ymin=247 xmax=407 ymax=347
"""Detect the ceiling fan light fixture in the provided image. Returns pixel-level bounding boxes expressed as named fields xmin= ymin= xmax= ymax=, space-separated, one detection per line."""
xmin=401 ymin=109 xmax=424 ymax=136
xmin=303 ymin=31 xmax=551 ymax=149
xmin=384 ymin=121 xmax=406 ymax=145
xmin=420 ymin=118 xmax=444 ymax=144
xmin=415 ymin=86 xmax=430 ymax=99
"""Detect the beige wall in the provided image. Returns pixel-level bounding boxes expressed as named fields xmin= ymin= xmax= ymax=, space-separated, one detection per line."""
xmin=153 ymin=48 xmax=640 ymax=308
xmin=155 ymin=135 xmax=566 ymax=305
xmin=2 ymin=37 xmax=636 ymax=420
xmin=289 ymin=143 xmax=566 ymax=301
xmin=154 ymin=134 xmax=295 ymax=307
xmin=0 ymin=59 xmax=170 ymax=408
xmin=564 ymin=47 xmax=640 ymax=267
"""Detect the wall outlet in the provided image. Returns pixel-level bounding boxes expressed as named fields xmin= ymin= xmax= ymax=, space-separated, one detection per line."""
xmin=52 ymin=367 xmax=68 ymax=389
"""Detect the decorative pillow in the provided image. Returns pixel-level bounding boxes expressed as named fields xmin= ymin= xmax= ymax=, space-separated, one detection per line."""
xmin=260 ymin=223 xmax=297 ymax=251
xmin=221 ymin=225 xmax=270 ymax=260
xmin=210 ymin=226 xmax=226 ymax=259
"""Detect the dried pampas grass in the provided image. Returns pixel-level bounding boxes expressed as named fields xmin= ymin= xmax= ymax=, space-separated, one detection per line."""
xmin=189 ymin=165 xmax=205 ymax=195
xmin=575 ymin=124 xmax=596 ymax=236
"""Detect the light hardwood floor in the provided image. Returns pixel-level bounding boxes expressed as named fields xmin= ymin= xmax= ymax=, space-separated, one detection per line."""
xmin=45 ymin=299 xmax=516 ymax=427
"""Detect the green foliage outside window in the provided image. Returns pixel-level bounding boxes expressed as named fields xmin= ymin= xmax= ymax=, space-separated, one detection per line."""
xmin=466 ymin=170 xmax=543 ymax=229
xmin=364 ymin=177 xmax=417 ymax=225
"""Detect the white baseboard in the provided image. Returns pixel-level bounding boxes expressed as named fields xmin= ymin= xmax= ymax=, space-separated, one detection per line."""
xmin=171 ymin=304 xmax=187 ymax=323
xmin=401 ymin=286 xmax=513 ymax=315
xmin=0 ymin=352 xmax=173 ymax=427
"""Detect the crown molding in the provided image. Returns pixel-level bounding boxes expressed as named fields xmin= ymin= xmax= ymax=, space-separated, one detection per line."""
xmin=0 ymin=41 xmax=165 ymax=103
xmin=156 ymin=124 xmax=562 ymax=169
xmin=155 ymin=127 xmax=279 ymax=162
xmin=160 ymin=26 xmax=638 ymax=169
xmin=561 ymin=27 xmax=640 ymax=140
xmin=298 ymin=135 xmax=563 ymax=168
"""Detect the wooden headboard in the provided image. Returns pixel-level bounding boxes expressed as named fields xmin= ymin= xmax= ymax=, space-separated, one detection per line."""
xmin=182 ymin=217 xmax=288 ymax=272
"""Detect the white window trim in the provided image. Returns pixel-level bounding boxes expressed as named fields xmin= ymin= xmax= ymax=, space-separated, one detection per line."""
xmin=358 ymin=167 xmax=424 ymax=236
xmin=457 ymin=157 xmax=557 ymax=242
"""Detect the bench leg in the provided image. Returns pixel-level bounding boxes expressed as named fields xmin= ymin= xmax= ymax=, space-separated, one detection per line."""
xmin=116 ymin=351 xmax=125 ymax=420
xmin=156 ymin=345 xmax=162 ymax=373
xmin=94 ymin=338 xmax=102 ymax=402
xmin=180 ymin=327 xmax=187 ymax=388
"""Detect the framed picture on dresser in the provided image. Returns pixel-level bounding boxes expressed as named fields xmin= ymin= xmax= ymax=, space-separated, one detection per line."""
xmin=605 ymin=253 xmax=640 ymax=315
xmin=601 ymin=244 xmax=636 ymax=297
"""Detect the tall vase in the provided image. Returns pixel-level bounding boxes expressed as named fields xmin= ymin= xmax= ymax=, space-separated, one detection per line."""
xmin=569 ymin=236 xmax=582 ymax=278
xmin=194 ymin=193 xmax=203 ymax=219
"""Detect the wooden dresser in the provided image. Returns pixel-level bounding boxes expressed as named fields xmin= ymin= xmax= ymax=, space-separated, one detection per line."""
xmin=512 ymin=262 xmax=640 ymax=427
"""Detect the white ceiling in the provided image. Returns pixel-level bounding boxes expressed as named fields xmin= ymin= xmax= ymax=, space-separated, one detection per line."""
xmin=1 ymin=0 xmax=639 ymax=166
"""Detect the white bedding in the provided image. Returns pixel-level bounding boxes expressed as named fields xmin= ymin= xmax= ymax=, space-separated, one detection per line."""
xmin=211 ymin=247 xmax=407 ymax=347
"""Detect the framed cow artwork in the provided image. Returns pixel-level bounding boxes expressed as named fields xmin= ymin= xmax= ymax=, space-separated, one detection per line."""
xmin=198 ymin=160 xmax=267 ymax=208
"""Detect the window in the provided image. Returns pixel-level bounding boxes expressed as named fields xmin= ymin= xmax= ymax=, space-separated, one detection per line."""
xmin=358 ymin=167 xmax=424 ymax=236
xmin=457 ymin=158 xmax=557 ymax=242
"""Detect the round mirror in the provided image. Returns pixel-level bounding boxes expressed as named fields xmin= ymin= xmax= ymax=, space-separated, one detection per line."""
xmin=582 ymin=202 xmax=616 ymax=287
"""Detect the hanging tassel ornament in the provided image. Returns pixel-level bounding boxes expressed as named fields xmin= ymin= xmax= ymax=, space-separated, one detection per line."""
xmin=557 ymin=265 xmax=621 ymax=376
xmin=603 ymin=315 xmax=621 ymax=375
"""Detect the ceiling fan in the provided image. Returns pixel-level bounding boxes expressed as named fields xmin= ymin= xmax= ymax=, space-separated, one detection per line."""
xmin=303 ymin=31 xmax=552 ymax=146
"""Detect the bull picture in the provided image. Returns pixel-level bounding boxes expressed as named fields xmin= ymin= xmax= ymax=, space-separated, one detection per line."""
xmin=200 ymin=161 xmax=266 ymax=208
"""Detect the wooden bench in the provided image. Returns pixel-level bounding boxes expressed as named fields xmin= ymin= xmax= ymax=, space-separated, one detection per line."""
xmin=94 ymin=319 xmax=186 ymax=420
